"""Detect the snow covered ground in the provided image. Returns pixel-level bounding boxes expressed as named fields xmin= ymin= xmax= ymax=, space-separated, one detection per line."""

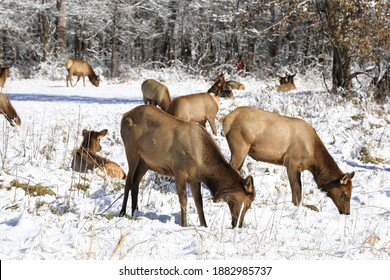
xmin=0 ymin=70 xmax=389 ymax=263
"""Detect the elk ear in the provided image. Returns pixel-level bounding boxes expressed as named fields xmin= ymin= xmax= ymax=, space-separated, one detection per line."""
xmin=82 ymin=129 xmax=89 ymax=136
xmin=340 ymin=172 xmax=355 ymax=185
xmin=99 ymin=129 xmax=108 ymax=137
xmin=244 ymin=176 xmax=254 ymax=194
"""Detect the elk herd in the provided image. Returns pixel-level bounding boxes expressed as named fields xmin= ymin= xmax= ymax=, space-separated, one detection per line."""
xmin=0 ymin=60 xmax=355 ymax=229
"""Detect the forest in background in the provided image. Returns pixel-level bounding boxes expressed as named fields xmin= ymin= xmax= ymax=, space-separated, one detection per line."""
xmin=1 ymin=0 xmax=389 ymax=100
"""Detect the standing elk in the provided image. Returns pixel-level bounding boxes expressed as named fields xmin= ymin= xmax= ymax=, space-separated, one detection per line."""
xmin=141 ymin=79 xmax=172 ymax=111
xmin=72 ymin=129 xmax=126 ymax=179
xmin=221 ymin=106 xmax=354 ymax=215
xmin=167 ymin=92 xmax=219 ymax=135
xmin=120 ymin=105 xmax=255 ymax=228
xmin=0 ymin=67 xmax=9 ymax=89
xmin=65 ymin=59 xmax=100 ymax=87
xmin=0 ymin=93 xmax=21 ymax=126
xmin=276 ymin=73 xmax=296 ymax=92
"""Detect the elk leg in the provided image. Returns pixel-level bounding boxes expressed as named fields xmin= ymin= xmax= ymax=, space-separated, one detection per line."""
xmin=67 ymin=74 xmax=73 ymax=87
xmin=130 ymin=161 xmax=148 ymax=216
xmin=83 ymin=76 xmax=86 ymax=87
xmin=73 ymin=76 xmax=81 ymax=87
xmin=207 ymin=117 xmax=218 ymax=136
xmin=175 ymin=177 xmax=188 ymax=227
xmin=120 ymin=156 xmax=147 ymax=216
xmin=228 ymin=142 xmax=250 ymax=171
xmin=287 ymin=168 xmax=302 ymax=206
xmin=190 ymin=182 xmax=207 ymax=227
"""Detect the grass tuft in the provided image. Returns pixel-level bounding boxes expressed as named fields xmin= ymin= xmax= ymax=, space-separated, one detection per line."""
xmin=10 ymin=179 xmax=56 ymax=197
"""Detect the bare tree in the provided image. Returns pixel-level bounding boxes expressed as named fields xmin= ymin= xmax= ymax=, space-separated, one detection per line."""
xmin=56 ymin=0 xmax=67 ymax=60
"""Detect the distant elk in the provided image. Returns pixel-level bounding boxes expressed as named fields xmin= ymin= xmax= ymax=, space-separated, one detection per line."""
xmin=276 ymin=73 xmax=296 ymax=92
xmin=141 ymin=79 xmax=172 ymax=111
xmin=0 ymin=67 xmax=10 ymax=90
xmin=0 ymin=93 xmax=21 ymax=126
xmin=221 ymin=106 xmax=354 ymax=215
xmin=65 ymin=59 xmax=100 ymax=87
xmin=167 ymin=92 xmax=220 ymax=135
xmin=227 ymin=81 xmax=245 ymax=90
xmin=72 ymin=129 xmax=126 ymax=179
xmin=120 ymin=105 xmax=255 ymax=228
xmin=209 ymin=74 xmax=233 ymax=98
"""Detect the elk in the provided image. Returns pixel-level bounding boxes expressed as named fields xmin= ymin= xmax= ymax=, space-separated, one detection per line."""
xmin=227 ymin=81 xmax=245 ymax=90
xmin=0 ymin=93 xmax=21 ymax=126
xmin=72 ymin=129 xmax=126 ymax=180
xmin=141 ymin=79 xmax=172 ymax=111
xmin=120 ymin=105 xmax=255 ymax=228
xmin=167 ymin=92 xmax=219 ymax=135
xmin=221 ymin=106 xmax=354 ymax=215
xmin=0 ymin=67 xmax=9 ymax=89
xmin=65 ymin=59 xmax=100 ymax=87
xmin=276 ymin=73 xmax=296 ymax=92
xmin=209 ymin=74 xmax=233 ymax=98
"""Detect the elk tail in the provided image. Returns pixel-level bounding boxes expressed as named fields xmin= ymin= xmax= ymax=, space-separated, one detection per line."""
xmin=65 ymin=59 xmax=73 ymax=70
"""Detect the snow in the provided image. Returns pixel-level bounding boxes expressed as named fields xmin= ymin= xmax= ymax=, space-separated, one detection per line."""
xmin=0 ymin=72 xmax=389 ymax=262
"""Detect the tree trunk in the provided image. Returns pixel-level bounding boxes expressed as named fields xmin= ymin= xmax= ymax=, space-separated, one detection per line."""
xmin=38 ymin=0 xmax=50 ymax=61
xmin=331 ymin=45 xmax=351 ymax=92
xmin=162 ymin=0 xmax=178 ymax=65
xmin=56 ymin=0 xmax=67 ymax=60
xmin=110 ymin=3 xmax=119 ymax=78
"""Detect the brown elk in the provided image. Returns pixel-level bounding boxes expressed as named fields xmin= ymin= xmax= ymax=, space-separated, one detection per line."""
xmin=227 ymin=81 xmax=245 ymax=90
xmin=72 ymin=129 xmax=126 ymax=179
xmin=221 ymin=106 xmax=354 ymax=215
xmin=120 ymin=105 xmax=255 ymax=228
xmin=276 ymin=73 xmax=296 ymax=92
xmin=141 ymin=79 xmax=172 ymax=111
xmin=0 ymin=93 xmax=21 ymax=126
xmin=167 ymin=92 xmax=219 ymax=135
xmin=209 ymin=74 xmax=233 ymax=98
xmin=0 ymin=67 xmax=9 ymax=89
xmin=65 ymin=59 xmax=100 ymax=87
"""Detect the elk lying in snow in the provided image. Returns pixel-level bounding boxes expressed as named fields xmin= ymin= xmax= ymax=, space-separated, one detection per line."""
xmin=0 ymin=67 xmax=9 ymax=89
xmin=0 ymin=93 xmax=21 ymax=126
xmin=120 ymin=105 xmax=255 ymax=228
xmin=209 ymin=74 xmax=233 ymax=98
xmin=141 ymin=79 xmax=172 ymax=111
xmin=72 ymin=129 xmax=126 ymax=179
xmin=65 ymin=59 xmax=100 ymax=87
xmin=167 ymin=92 xmax=219 ymax=135
xmin=227 ymin=81 xmax=245 ymax=90
xmin=221 ymin=106 xmax=355 ymax=215
xmin=276 ymin=73 xmax=296 ymax=92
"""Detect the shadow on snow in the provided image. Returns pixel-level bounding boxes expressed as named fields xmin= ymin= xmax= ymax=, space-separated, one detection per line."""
xmin=8 ymin=93 xmax=143 ymax=105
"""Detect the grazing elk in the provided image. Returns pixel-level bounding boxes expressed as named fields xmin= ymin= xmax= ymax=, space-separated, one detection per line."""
xmin=167 ymin=92 xmax=219 ymax=135
xmin=276 ymin=73 xmax=296 ymax=92
xmin=0 ymin=67 xmax=9 ymax=89
xmin=72 ymin=129 xmax=126 ymax=179
xmin=141 ymin=79 xmax=172 ymax=111
xmin=0 ymin=93 xmax=21 ymax=126
xmin=65 ymin=59 xmax=100 ymax=87
xmin=209 ymin=74 xmax=233 ymax=98
xmin=120 ymin=105 xmax=255 ymax=228
xmin=221 ymin=106 xmax=354 ymax=215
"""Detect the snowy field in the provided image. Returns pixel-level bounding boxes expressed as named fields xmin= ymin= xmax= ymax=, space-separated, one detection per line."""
xmin=0 ymin=70 xmax=389 ymax=264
